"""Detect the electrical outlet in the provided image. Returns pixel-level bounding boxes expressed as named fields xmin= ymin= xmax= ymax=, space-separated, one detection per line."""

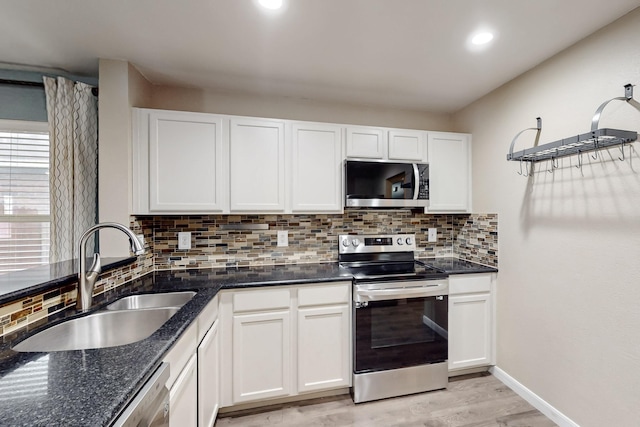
xmin=136 ymin=234 xmax=145 ymax=248
xmin=178 ymin=232 xmax=191 ymax=250
xmin=427 ymin=228 xmax=437 ymax=242
xmin=277 ymin=230 xmax=288 ymax=247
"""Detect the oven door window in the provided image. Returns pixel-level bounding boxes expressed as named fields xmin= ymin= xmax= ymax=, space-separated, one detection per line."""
xmin=354 ymin=295 xmax=448 ymax=373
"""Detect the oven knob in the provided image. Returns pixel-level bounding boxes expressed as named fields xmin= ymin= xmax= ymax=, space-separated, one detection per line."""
xmin=342 ymin=238 xmax=350 ymax=247
xmin=396 ymin=237 xmax=403 ymax=245
xmin=352 ymin=238 xmax=361 ymax=247
xmin=405 ymin=237 xmax=413 ymax=245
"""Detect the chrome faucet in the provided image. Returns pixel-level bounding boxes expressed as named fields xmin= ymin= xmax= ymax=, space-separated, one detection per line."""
xmin=77 ymin=222 xmax=145 ymax=312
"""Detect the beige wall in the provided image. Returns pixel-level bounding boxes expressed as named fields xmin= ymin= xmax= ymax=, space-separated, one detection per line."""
xmin=454 ymin=8 xmax=640 ymax=427
xmin=148 ymin=85 xmax=452 ymax=130
xmin=98 ymin=60 xmax=151 ymax=256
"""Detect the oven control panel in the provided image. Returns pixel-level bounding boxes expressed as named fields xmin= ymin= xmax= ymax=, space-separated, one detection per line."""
xmin=339 ymin=234 xmax=417 ymax=254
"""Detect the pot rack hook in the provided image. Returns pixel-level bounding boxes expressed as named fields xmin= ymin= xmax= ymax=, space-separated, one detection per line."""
xmin=619 ymin=141 xmax=625 ymax=161
xmin=518 ymin=158 xmax=529 ymax=176
xmin=575 ymin=150 xmax=583 ymax=169
xmin=591 ymin=139 xmax=599 ymax=160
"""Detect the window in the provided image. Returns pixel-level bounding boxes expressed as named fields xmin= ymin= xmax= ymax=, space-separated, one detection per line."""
xmin=0 ymin=120 xmax=50 ymax=274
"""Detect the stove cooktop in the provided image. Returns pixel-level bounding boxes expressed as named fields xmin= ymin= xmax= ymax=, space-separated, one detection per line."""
xmin=339 ymin=260 xmax=447 ymax=282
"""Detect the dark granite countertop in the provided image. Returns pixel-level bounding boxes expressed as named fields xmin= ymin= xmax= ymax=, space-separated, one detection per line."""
xmin=0 ymin=262 xmax=348 ymax=427
xmin=420 ymin=257 xmax=498 ymax=274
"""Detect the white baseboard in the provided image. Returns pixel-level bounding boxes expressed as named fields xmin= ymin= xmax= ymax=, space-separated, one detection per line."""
xmin=490 ymin=366 xmax=580 ymax=427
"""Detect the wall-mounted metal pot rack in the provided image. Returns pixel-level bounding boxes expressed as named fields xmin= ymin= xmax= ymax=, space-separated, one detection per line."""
xmin=507 ymin=84 xmax=639 ymax=165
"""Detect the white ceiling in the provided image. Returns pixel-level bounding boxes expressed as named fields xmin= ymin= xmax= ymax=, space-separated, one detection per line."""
xmin=1 ymin=1 xmax=638 ymax=113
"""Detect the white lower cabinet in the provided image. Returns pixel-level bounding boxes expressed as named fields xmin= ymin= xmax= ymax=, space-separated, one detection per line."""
xmin=448 ymin=274 xmax=495 ymax=373
xmin=220 ymin=282 xmax=351 ymax=408
xmin=164 ymin=321 xmax=198 ymax=427
xmin=198 ymin=319 xmax=219 ymax=427
xmin=170 ymin=354 xmax=198 ymax=427
xmin=232 ymin=310 xmax=292 ymax=403
xmin=297 ymin=304 xmax=350 ymax=393
xmin=163 ymin=295 xmax=220 ymax=427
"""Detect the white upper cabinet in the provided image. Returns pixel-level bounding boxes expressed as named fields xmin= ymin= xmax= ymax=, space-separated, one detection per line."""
xmin=229 ymin=118 xmax=286 ymax=212
xmin=132 ymin=108 xmax=227 ymax=214
xmin=427 ymin=132 xmax=472 ymax=212
xmin=346 ymin=126 xmax=427 ymax=162
xmin=345 ymin=126 xmax=385 ymax=159
xmin=388 ymin=129 xmax=425 ymax=161
xmin=291 ymin=122 xmax=343 ymax=213
xmin=132 ymin=108 xmax=472 ymax=215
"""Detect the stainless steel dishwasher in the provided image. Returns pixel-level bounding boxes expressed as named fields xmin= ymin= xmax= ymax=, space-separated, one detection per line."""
xmin=111 ymin=363 xmax=170 ymax=427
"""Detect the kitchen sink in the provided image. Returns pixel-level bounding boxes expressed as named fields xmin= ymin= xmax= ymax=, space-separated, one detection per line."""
xmin=12 ymin=307 xmax=179 ymax=352
xmin=106 ymin=291 xmax=196 ymax=311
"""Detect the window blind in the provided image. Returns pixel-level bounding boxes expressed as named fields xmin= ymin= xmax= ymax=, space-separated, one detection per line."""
xmin=0 ymin=123 xmax=50 ymax=274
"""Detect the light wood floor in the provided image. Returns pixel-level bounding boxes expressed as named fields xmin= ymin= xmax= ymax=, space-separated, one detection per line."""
xmin=215 ymin=373 xmax=557 ymax=427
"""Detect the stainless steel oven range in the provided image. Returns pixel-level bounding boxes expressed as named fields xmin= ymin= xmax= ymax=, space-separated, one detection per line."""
xmin=339 ymin=234 xmax=449 ymax=403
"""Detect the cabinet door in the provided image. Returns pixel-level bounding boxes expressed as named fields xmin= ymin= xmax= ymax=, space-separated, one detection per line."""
xmin=291 ymin=123 xmax=343 ymax=212
xmin=449 ymin=293 xmax=491 ymax=371
xmin=388 ymin=129 xmax=425 ymax=161
xmin=229 ymin=118 xmax=285 ymax=211
xmin=297 ymin=305 xmax=350 ymax=393
xmin=232 ymin=310 xmax=291 ymax=403
xmin=427 ymin=132 xmax=471 ymax=212
xmin=345 ymin=126 xmax=385 ymax=159
xmin=170 ymin=354 xmax=198 ymax=427
xmin=198 ymin=320 xmax=219 ymax=427
xmin=146 ymin=109 xmax=226 ymax=213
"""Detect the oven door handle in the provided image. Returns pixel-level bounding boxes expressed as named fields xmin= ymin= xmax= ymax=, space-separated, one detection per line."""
xmin=355 ymin=283 xmax=448 ymax=302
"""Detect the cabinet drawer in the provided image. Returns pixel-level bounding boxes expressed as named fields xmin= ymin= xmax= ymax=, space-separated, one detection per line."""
xmin=233 ymin=288 xmax=290 ymax=312
xmin=298 ymin=282 xmax=351 ymax=307
xmin=449 ymin=274 xmax=492 ymax=295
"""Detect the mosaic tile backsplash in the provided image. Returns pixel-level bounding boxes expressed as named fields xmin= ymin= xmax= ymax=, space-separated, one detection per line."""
xmin=0 ymin=211 xmax=496 ymax=337
xmin=134 ymin=211 xmax=498 ymax=270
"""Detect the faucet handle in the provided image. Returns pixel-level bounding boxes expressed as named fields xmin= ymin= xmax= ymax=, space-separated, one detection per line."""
xmin=88 ymin=253 xmax=102 ymax=274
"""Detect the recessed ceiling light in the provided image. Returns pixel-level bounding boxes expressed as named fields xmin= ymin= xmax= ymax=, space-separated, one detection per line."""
xmin=471 ymin=32 xmax=494 ymax=45
xmin=258 ymin=0 xmax=283 ymax=10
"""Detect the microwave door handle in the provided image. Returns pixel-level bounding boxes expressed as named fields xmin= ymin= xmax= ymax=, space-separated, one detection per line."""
xmin=412 ymin=163 xmax=419 ymax=200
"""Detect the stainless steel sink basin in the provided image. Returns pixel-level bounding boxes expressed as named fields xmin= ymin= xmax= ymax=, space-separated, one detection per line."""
xmin=12 ymin=307 xmax=179 ymax=352
xmin=106 ymin=291 xmax=196 ymax=311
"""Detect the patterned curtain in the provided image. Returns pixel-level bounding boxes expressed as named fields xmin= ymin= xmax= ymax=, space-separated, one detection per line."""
xmin=43 ymin=76 xmax=98 ymax=262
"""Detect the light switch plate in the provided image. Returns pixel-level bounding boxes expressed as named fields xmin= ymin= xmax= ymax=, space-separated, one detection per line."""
xmin=178 ymin=232 xmax=191 ymax=250
xmin=427 ymin=228 xmax=437 ymax=242
xmin=277 ymin=230 xmax=288 ymax=247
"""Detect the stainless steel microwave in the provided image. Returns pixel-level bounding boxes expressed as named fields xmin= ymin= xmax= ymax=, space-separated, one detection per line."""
xmin=345 ymin=160 xmax=429 ymax=208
